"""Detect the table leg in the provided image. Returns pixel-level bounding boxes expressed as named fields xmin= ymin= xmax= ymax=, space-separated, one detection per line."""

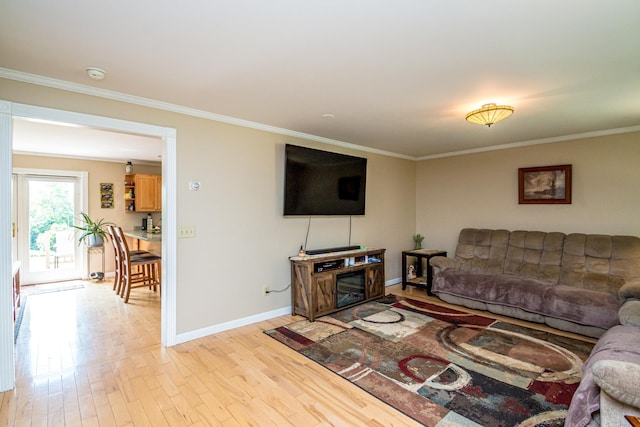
xmin=401 ymin=253 xmax=407 ymax=290
xmin=425 ymin=255 xmax=435 ymax=296
xmin=416 ymin=255 xmax=424 ymax=278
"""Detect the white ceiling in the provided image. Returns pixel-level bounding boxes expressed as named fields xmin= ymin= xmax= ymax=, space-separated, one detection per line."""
xmin=12 ymin=118 xmax=163 ymax=163
xmin=1 ymin=1 xmax=640 ymax=160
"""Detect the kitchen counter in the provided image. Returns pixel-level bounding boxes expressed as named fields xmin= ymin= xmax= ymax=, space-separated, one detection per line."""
xmin=123 ymin=229 xmax=162 ymax=254
xmin=123 ymin=229 xmax=162 ymax=243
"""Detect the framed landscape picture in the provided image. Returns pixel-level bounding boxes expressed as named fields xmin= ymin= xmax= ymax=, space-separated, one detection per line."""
xmin=518 ymin=164 xmax=572 ymax=204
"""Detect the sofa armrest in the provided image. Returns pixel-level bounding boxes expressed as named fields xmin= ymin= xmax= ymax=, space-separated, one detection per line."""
xmin=619 ymin=300 xmax=640 ymax=327
xmin=592 ymin=360 xmax=640 ymax=410
xmin=619 ymin=279 xmax=640 ymax=301
xmin=429 ymin=256 xmax=459 ymax=275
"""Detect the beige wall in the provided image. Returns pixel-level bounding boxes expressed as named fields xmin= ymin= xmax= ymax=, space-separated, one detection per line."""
xmin=1 ymin=78 xmax=416 ymax=336
xmin=12 ymin=154 xmax=161 ymax=274
xmin=416 ymin=132 xmax=640 ymax=257
xmin=6 ymin=78 xmax=638 ymax=339
xmin=5 ymin=77 xmax=638 ymax=339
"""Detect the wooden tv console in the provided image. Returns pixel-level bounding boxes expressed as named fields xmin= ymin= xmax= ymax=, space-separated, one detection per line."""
xmin=290 ymin=248 xmax=385 ymax=321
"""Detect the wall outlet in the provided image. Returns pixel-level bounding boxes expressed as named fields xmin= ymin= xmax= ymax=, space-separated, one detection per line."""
xmin=263 ymin=285 xmax=270 ymax=295
xmin=178 ymin=225 xmax=195 ymax=238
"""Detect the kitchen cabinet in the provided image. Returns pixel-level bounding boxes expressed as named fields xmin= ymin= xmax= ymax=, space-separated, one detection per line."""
xmin=125 ymin=174 xmax=161 ymax=212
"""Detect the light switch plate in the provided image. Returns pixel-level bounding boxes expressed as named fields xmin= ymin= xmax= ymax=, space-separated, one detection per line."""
xmin=178 ymin=225 xmax=195 ymax=238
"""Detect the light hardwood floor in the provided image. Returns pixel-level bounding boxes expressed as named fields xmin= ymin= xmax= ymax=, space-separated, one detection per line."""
xmin=1 ymin=282 xmax=594 ymax=426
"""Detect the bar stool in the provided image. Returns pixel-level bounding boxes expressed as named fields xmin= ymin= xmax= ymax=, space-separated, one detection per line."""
xmin=106 ymin=225 xmax=151 ymax=295
xmin=113 ymin=226 xmax=161 ymax=303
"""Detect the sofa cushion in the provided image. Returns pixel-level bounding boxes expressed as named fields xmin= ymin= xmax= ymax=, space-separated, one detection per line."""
xmin=455 ymin=228 xmax=510 ymax=274
xmin=560 ymin=234 xmax=640 ymax=294
xmin=432 ymin=270 xmax=551 ymax=315
xmin=504 ymin=230 xmax=564 ymax=284
xmin=592 ymin=360 xmax=640 ymax=409
xmin=543 ymin=285 xmax=620 ymax=329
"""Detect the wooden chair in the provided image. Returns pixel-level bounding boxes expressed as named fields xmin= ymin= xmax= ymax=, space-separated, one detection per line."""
xmin=106 ymin=225 xmax=151 ymax=295
xmin=112 ymin=226 xmax=161 ymax=303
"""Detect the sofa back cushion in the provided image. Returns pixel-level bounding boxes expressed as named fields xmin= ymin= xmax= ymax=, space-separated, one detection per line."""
xmin=455 ymin=228 xmax=510 ymax=274
xmin=504 ymin=230 xmax=565 ymax=284
xmin=560 ymin=234 xmax=640 ymax=294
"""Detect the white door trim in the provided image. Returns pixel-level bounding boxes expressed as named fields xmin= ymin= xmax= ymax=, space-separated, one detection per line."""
xmin=0 ymin=101 xmax=15 ymax=392
xmin=0 ymin=100 xmax=178 ymax=392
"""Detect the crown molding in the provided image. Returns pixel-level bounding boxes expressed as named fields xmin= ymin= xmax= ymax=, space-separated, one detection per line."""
xmin=2 ymin=68 xmax=638 ymax=162
xmin=0 ymin=68 xmax=412 ymax=160
xmin=418 ymin=125 xmax=640 ymax=161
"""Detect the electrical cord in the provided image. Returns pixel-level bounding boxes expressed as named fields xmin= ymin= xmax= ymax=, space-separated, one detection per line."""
xmin=303 ymin=216 xmax=311 ymax=251
xmin=265 ymin=284 xmax=291 ymax=294
xmin=349 ymin=215 xmax=352 ymax=245
xmin=301 ymin=215 xmax=355 ymax=253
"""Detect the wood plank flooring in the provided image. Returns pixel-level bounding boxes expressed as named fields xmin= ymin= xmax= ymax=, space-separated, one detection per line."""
xmin=0 ymin=282 xmax=594 ymax=426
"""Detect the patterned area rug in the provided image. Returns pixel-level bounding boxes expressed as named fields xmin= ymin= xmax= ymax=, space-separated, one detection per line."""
xmin=14 ymin=294 xmax=27 ymax=343
xmin=265 ymin=295 xmax=594 ymax=427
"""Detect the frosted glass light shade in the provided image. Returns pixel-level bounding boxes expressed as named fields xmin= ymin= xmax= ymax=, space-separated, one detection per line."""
xmin=466 ymin=103 xmax=514 ymax=127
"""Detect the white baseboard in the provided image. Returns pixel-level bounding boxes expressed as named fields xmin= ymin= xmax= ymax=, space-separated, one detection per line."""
xmin=175 ymin=278 xmax=402 ymax=345
xmin=175 ymin=306 xmax=292 ymax=345
xmin=386 ymin=277 xmax=402 ymax=286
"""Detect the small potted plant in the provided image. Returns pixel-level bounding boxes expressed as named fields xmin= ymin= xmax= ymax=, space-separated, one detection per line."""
xmin=413 ymin=234 xmax=425 ymax=250
xmin=73 ymin=212 xmax=113 ymax=247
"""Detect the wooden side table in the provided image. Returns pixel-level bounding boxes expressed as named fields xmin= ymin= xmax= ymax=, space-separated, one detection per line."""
xmin=401 ymin=249 xmax=447 ymax=295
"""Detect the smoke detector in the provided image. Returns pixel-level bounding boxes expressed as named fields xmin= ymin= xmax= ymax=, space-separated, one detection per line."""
xmin=86 ymin=67 xmax=106 ymax=81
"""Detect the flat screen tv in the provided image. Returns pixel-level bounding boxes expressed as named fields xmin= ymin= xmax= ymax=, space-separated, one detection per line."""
xmin=284 ymin=144 xmax=367 ymax=216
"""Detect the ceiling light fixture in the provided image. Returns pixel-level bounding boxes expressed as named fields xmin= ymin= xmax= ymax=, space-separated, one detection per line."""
xmin=465 ymin=103 xmax=514 ymax=127
xmin=86 ymin=67 xmax=107 ymax=81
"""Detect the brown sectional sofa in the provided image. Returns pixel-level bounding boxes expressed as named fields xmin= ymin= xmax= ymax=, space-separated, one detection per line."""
xmin=430 ymin=228 xmax=640 ymax=426
xmin=430 ymin=228 xmax=640 ymax=338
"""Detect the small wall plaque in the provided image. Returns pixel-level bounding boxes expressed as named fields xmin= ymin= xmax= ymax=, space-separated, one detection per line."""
xmin=100 ymin=183 xmax=114 ymax=208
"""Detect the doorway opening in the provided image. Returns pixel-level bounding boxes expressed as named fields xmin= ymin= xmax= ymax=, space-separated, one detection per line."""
xmin=14 ymin=171 xmax=86 ymax=285
xmin=1 ymin=100 xmax=178 ymax=393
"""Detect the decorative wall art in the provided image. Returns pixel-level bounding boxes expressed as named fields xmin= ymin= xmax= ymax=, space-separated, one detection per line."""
xmin=518 ymin=164 xmax=572 ymax=204
xmin=100 ymin=183 xmax=114 ymax=208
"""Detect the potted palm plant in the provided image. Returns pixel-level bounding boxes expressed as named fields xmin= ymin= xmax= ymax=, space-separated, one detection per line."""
xmin=73 ymin=212 xmax=113 ymax=247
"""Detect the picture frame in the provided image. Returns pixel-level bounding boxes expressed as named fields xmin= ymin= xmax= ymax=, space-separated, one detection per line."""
xmin=518 ymin=164 xmax=571 ymax=204
xmin=100 ymin=182 xmax=114 ymax=208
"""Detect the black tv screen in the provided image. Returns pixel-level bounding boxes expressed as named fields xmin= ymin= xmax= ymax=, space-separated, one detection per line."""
xmin=284 ymin=144 xmax=367 ymax=216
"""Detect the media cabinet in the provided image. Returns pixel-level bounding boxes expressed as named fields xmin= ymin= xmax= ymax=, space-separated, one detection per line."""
xmin=290 ymin=248 xmax=386 ymax=321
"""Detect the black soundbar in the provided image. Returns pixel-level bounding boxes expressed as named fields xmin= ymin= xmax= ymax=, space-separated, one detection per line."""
xmin=305 ymin=245 xmax=361 ymax=255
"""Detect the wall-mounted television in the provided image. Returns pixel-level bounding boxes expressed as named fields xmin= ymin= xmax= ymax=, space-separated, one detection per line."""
xmin=284 ymin=144 xmax=367 ymax=216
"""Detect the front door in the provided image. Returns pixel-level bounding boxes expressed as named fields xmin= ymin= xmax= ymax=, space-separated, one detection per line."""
xmin=15 ymin=171 xmax=83 ymax=284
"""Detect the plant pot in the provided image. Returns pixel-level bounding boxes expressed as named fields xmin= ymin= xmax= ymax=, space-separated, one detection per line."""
xmin=87 ymin=234 xmax=104 ymax=247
